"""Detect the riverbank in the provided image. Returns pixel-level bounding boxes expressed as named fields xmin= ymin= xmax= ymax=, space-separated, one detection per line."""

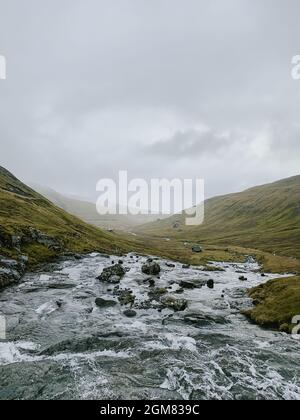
xmin=244 ymin=275 xmax=300 ymax=333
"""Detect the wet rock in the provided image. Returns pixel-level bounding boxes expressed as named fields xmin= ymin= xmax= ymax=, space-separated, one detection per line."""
xmin=207 ymin=279 xmax=214 ymax=289
xmin=279 ymin=323 xmax=290 ymax=333
xmin=73 ymin=291 xmax=96 ymax=300
xmin=245 ymin=255 xmax=256 ymax=264
xmin=85 ymin=307 xmax=93 ymax=314
xmin=113 ymin=285 xmax=120 ymax=293
xmin=97 ymin=264 xmax=126 ymax=283
xmin=148 ymin=287 xmax=168 ymax=301
xmin=118 ymin=260 xmax=124 ymax=265
xmin=180 ymin=280 xmax=196 ymax=289
xmin=123 ymin=309 xmax=137 ymax=318
xmin=47 ymin=283 xmax=76 ymax=289
xmin=182 ymin=264 xmax=190 ymax=269
xmin=27 ymin=227 xmax=61 ymax=250
xmin=165 ymin=263 xmax=175 ymax=268
xmin=0 ymin=255 xmax=27 ymax=289
xmin=184 ymin=312 xmax=229 ymax=326
xmin=142 ymin=261 xmax=161 ymax=276
xmin=56 ymin=299 xmax=64 ymax=308
xmin=149 ymin=279 xmax=156 ymax=287
xmin=203 ymin=265 xmax=225 ymax=272
xmin=117 ymin=289 xmax=136 ymax=306
xmin=133 ymin=300 xmax=154 ymax=310
xmin=175 ymin=288 xmax=184 ymax=294
xmin=95 ymin=298 xmax=117 ymax=308
xmin=239 ymin=276 xmax=248 ymax=282
xmin=160 ymin=295 xmax=188 ymax=312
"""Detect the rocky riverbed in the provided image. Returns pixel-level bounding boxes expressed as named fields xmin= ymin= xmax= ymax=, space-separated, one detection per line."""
xmin=0 ymin=253 xmax=299 ymax=400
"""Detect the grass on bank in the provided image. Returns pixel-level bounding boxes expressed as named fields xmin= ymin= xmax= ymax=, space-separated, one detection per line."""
xmin=244 ymin=276 xmax=300 ymax=333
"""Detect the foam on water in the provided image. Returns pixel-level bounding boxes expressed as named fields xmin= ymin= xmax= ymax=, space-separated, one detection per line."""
xmin=0 ymin=253 xmax=299 ymax=400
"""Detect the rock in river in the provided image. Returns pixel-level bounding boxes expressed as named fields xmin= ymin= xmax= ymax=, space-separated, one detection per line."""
xmin=207 ymin=279 xmax=214 ymax=289
xmin=117 ymin=289 xmax=136 ymax=306
xmin=97 ymin=264 xmax=126 ymax=283
xmin=142 ymin=261 xmax=161 ymax=276
xmin=95 ymin=298 xmax=117 ymax=308
xmin=160 ymin=295 xmax=188 ymax=312
xmin=123 ymin=309 xmax=137 ymax=318
xmin=180 ymin=280 xmax=197 ymax=289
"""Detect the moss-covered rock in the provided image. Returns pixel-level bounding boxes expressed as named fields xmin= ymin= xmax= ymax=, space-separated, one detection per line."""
xmin=243 ymin=276 xmax=300 ymax=333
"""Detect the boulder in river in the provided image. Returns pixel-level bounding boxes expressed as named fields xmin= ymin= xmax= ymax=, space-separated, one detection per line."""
xmin=184 ymin=312 xmax=229 ymax=326
xmin=123 ymin=309 xmax=137 ymax=318
xmin=239 ymin=276 xmax=248 ymax=282
xmin=180 ymin=280 xmax=197 ymax=289
xmin=165 ymin=262 xmax=176 ymax=268
xmin=95 ymin=298 xmax=117 ymax=308
xmin=160 ymin=295 xmax=188 ymax=312
xmin=142 ymin=261 xmax=161 ymax=276
xmin=0 ymin=255 xmax=27 ymax=289
xmin=148 ymin=287 xmax=168 ymax=301
xmin=148 ymin=278 xmax=156 ymax=287
xmin=117 ymin=289 xmax=136 ymax=306
xmin=207 ymin=279 xmax=214 ymax=289
xmin=97 ymin=264 xmax=126 ymax=283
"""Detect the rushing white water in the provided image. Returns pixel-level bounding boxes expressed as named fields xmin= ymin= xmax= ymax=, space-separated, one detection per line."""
xmin=0 ymin=253 xmax=299 ymax=400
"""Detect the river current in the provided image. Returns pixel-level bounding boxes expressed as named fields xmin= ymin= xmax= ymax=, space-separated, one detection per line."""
xmin=0 ymin=253 xmax=299 ymax=400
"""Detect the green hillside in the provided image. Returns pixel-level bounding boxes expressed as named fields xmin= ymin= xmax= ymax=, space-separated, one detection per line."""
xmin=136 ymin=176 xmax=300 ymax=259
xmin=0 ymin=166 xmax=134 ymax=267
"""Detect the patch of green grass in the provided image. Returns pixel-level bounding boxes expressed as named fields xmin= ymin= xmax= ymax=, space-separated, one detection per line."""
xmin=244 ymin=276 xmax=300 ymax=333
xmin=0 ymin=166 xmax=135 ymax=267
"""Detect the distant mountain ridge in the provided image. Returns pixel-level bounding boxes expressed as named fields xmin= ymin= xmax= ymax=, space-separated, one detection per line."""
xmin=0 ymin=166 xmax=133 ymax=270
xmin=30 ymin=183 xmax=166 ymax=231
xmin=135 ymin=175 xmax=300 ymax=258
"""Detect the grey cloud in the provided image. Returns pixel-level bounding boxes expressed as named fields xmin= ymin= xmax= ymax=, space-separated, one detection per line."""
xmin=146 ymin=129 xmax=232 ymax=158
xmin=0 ymin=0 xmax=300 ymax=200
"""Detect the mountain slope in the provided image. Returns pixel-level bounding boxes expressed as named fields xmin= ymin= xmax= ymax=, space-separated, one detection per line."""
xmin=30 ymin=183 xmax=165 ymax=231
xmin=0 ymin=166 xmax=133 ymax=268
xmin=136 ymin=176 xmax=300 ymax=258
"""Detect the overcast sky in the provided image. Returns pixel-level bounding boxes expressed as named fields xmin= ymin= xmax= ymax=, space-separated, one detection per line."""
xmin=0 ymin=0 xmax=300 ymax=202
